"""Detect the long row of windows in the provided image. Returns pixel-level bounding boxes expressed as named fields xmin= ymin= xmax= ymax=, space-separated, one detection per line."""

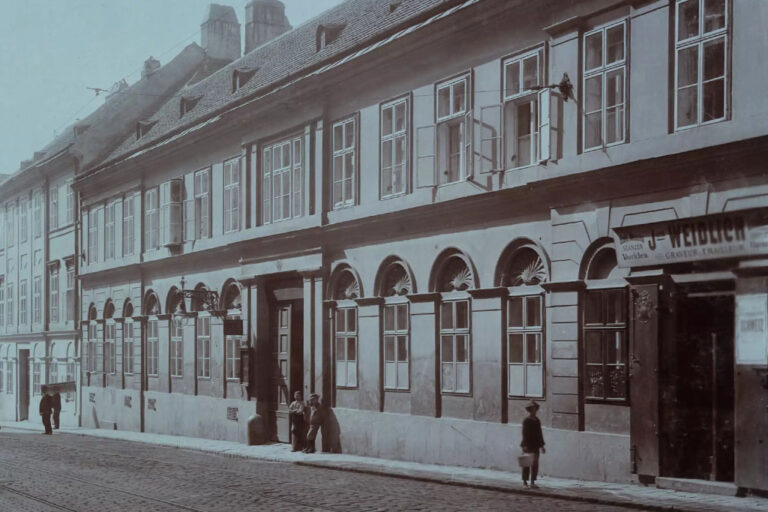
xmin=1 ymin=182 xmax=75 ymax=249
xmin=334 ymin=290 xmax=628 ymax=402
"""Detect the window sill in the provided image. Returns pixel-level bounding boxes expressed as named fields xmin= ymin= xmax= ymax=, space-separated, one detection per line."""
xmin=508 ymin=395 xmax=545 ymax=400
xmin=335 ymin=385 xmax=359 ymax=390
xmin=383 ymin=387 xmax=410 ymax=393
xmin=171 ymin=375 xmax=183 ymax=379
xmin=196 ymin=376 xmax=211 ymax=380
xmin=585 ymin=399 xmax=628 ymax=406
xmin=441 ymin=391 xmax=472 ymax=397
xmin=674 ymin=116 xmax=728 ymax=133
xmin=583 ymin=140 xmax=626 ymax=153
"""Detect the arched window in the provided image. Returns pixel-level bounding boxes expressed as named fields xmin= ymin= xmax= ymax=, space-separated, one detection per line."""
xmin=582 ymin=243 xmax=629 ymax=402
xmin=122 ymin=300 xmax=137 ymax=376
xmin=330 ymin=266 xmax=361 ymax=389
xmin=193 ymin=284 xmax=211 ymax=379
xmin=104 ymin=301 xmax=116 ymax=374
xmin=50 ymin=342 xmax=59 ymax=384
xmin=222 ymin=281 xmax=242 ymax=381
xmin=144 ymin=291 xmax=161 ymax=377
xmin=167 ymin=288 xmax=184 ymax=378
xmin=32 ymin=345 xmax=41 ymax=395
xmin=86 ymin=305 xmax=99 ymax=373
xmin=433 ymin=251 xmax=476 ymax=394
xmin=376 ymin=259 xmax=414 ymax=391
xmin=500 ymin=244 xmax=548 ymax=398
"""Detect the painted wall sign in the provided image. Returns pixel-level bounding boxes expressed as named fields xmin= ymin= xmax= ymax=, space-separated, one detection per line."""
xmin=735 ymin=294 xmax=768 ymax=365
xmin=612 ymin=208 xmax=768 ymax=268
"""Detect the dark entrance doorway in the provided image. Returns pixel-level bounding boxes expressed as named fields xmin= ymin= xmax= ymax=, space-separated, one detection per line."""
xmin=665 ymin=294 xmax=735 ymax=481
xmin=273 ymin=300 xmax=303 ymax=443
xmin=18 ymin=349 xmax=29 ymax=421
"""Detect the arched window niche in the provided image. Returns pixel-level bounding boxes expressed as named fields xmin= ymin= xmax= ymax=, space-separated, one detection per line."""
xmin=329 ymin=264 xmax=362 ymax=390
xmin=375 ymin=258 xmax=415 ymax=392
xmin=143 ymin=291 xmax=161 ymax=378
xmin=222 ymin=280 xmax=243 ymax=382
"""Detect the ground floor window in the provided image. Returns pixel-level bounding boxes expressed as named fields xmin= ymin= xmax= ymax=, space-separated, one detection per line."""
xmin=105 ymin=323 xmax=116 ymax=374
xmin=335 ymin=308 xmax=357 ymax=388
xmin=507 ymin=295 xmax=543 ymax=397
xmin=147 ymin=319 xmax=159 ymax=376
xmin=170 ymin=317 xmax=183 ymax=377
xmin=225 ymin=316 xmax=241 ymax=381
xmin=123 ymin=322 xmax=134 ymax=374
xmin=440 ymin=299 xmax=471 ymax=393
xmin=383 ymin=303 xmax=409 ymax=390
xmin=584 ymin=288 xmax=628 ymax=401
xmin=32 ymin=360 xmax=41 ymax=395
xmin=197 ymin=316 xmax=211 ymax=378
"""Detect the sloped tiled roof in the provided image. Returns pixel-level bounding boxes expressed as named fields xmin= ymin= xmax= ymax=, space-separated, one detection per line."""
xmin=99 ymin=0 xmax=471 ymax=170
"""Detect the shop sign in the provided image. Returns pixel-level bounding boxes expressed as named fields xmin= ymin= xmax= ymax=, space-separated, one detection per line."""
xmin=735 ymin=294 xmax=768 ymax=365
xmin=612 ymin=209 xmax=768 ymax=268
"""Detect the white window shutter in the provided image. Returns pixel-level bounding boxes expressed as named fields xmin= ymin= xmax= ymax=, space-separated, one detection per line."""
xmin=415 ymin=125 xmax=436 ymax=188
xmin=538 ymin=88 xmax=551 ymax=164
xmin=479 ymin=105 xmax=502 ymax=174
xmin=464 ymin=110 xmax=474 ymax=179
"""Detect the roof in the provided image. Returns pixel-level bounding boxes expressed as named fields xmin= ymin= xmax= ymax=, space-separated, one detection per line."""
xmin=98 ymin=0 xmax=468 ymax=170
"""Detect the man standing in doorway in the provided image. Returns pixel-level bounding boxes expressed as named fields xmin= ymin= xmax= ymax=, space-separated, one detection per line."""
xmin=39 ymin=386 xmax=53 ymax=435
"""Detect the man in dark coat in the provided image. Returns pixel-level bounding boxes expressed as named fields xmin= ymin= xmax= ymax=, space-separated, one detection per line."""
xmin=520 ymin=400 xmax=545 ymax=488
xmin=52 ymin=392 xmax=62 ymax=429
xmin=303 ymin=393 xmax=323 ymax=453
xmin=39 ymin=387 xmax=53 ymax=435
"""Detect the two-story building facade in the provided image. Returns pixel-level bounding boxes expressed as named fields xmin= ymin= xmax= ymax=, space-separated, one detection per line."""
xmin=72 ymin=0 xmax=768 ymax=493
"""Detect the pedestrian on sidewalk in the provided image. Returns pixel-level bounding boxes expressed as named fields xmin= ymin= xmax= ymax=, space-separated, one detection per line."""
xmin=289 ymin=391 xmax=307 ymax=452
xmin=52 ymin=391 xmax=62 ymax=430
xmin=303 ymin=393 xmax=323 ymax=454
xmin=39 ymin=386 xmax=54 ymax=435
xmin=520 ymin=400 xmax=545 ymax=488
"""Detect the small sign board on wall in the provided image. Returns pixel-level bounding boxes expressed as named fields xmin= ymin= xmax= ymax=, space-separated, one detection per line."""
xmin=735 ymin=294 xmax=768 ymax=365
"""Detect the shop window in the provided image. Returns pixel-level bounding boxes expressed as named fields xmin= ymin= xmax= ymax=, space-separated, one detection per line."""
xmin=583 ymin=288 xmax=628 ymax=401
xmin=263 ymin=135 xmax=303 ymax=223
xmin=436 ymin=75 xmax=471 ymax=184
xmin=332 ymin=117 xmax=357 ymax=209
xmin=197 ymin=315 xmax=211 ymax=378
xmin=583 ymin=21 xmax=627 ymax=150
xmin=383 ymin=303 xmax=409 ymax=390
xmin=675 ymin=0 xmax=728 ymax=129
xmin=380 ymin=97 xmax=409 ymax=198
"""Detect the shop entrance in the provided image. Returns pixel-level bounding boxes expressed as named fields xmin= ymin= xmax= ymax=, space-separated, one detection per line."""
xmin=665 ymin=294 xmax=735 ymax=481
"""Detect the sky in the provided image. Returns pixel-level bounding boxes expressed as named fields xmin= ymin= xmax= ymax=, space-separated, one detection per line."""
xmin=0 ymin=0 xmax=345 ymax=173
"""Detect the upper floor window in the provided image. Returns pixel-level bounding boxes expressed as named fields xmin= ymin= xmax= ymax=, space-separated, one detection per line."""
xmin=19 ymin=197 xmax=28 ymax=243
xmin=0 ymin=284 xmax=5 ymax=329
xmin=232 ymin=68 xmax=257 ymax=92
xmin=104 ymin=202 xmax=116 ymax=260
xmin=503 ymin=48 xmax=550 ymax=168
xmin=159 ymin=180 xmax=182 ymax=247
xmin=584 ymin=21 xmax=627 ymax=150
xmin=49 ymin=184 xmax=59 ymax=231
xmin=65 ymin=262 xmax=74 ymax=322
xmin=49 ymin=265 xmax=59 ymax=324
xmin=65 ymin=181 xmax=74 ymax=224
xmin=263 ymin=137 xmax=303 ymax=223
xmin=32 ymin=276 xmax=41 ymax=324
xmin=6 ymin=283 xmax=14 ymax=327
xmin=332 ymin=118 xmax=357 ymax=209
xmin=5 ymin=205 xmax=14 ymax=248
xmin=88 ymin=208 xmax=99 ymax=264
xmin=436 ymin=75 xmax=472 ymax=184
xmin=123 ymin=195 xmax=135 ymax=256
xmin=223 ymin=157 xmax=241 ymax=232
xmin=144 ymin=188 xmax=159 ymax=251
xmin=381 ymin=98 xmax=409 ymax=198
xmin=19 ymin=279 xmax=27 ymax=325
xmin=33 ymin=191 xmax=42 ymax=238
xmin=179 ymin=95 xmax=201 ymax=118
xmin=675 ymin=0 xmax=728 ymax=129
xmin=192 ymin=169 xmax=211 ymax=240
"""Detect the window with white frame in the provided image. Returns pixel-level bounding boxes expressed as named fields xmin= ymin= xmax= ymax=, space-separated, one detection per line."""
xmin=584 ymin=21 xmax=627 ymax=150
xmin=50 ymin=352 xmax=58 ymax=384
xmin=335 ymin=307 xmax=357 ymax=387
xmin=0 ymin=285 xmax=4 ymax=329
xmin=147 ymin=319 xmax=159 ymax=376
xmin=6 ymin=283 xmax=13 ymax=327
xmin=507 ymin=295 xmax=543 ymax=397
xmin=32 ymin=276 xmax=41 ymax=324
xmin=6 ymin=352 xmax=13 ymax=393
xmin=503 ymin=47 xmax=549 ymax=167
xmin=65 ymin=343 xmax=74 ymax=401
xmin=381 ymin=98 xmax=409 ymax=198
xmin=49 ymin=183 xmax=58 ymax=231
xmin=86 ymin=321 xmax=96 ymax=372
xmin=263 ymin=136 xmax=304 ymax=223
xmin=123 ymin=195 xmax=135 ymax=256
xmin=194 ymin=169 xmax=210 ymax=239
xmin=19 ymin=280 xmax=27 ymax=325
xmin=49 ymin=265 xmax=59 ymax=324
xmin=675 ymin=0 xmax=728 ymax=129
xmin=123 ymin=320 xmax=134 ymax=375
xmin=144 ymin=188 xmax=159 ymax=251
xmin=383 ymin=302 xmax=409 ymax=390
xmin=170 ymin=316 xmax=183 ymax=377
xmin=5 ymin=205 xmax=14 ymax=248
xmin=65 ymin=181 xmax=74 ymax=224
xmin=196 ymin=315 xmax=211 ymax=378
xmin=584 ymin=288 xmax=628 ymax=401
xmin=225 ymin=316 xmax=241 ymax=381
xmin=104 ymin=202 xmax=116 ymax=260
xmin=33 ymin=191 xmax=42 ymax=238
xmin=105 ymin=321 xmax=116 ymax=374
xmin=436 ymin=75 xmax=472 ymax=184
xmin=223 ymin=157 xmax=241 ymax=232
xmin=32 ymin=351 xmax=41 ymax=395
xmin=332 ymin=118 xmax=357 ymax=209
xmin=65 ymin=264 xmax=74 ymax=322
xmin=94 ymin=323 xmax=104 ymax=373
xmin=440 ymin=300 xmax=470 ymax=393
xmin=19 ymin=197 xmax=28 ymax=243
xmin=88 ymin=208 xmax=99 ymax=263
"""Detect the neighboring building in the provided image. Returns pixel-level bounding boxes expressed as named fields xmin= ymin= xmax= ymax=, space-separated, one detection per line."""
xmin=14 ymin=0 xmax=768 ymax=494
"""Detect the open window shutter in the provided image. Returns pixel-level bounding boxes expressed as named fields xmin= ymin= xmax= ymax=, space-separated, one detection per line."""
xmin=538 ymin=88 xmax=551 ymax=164
xmin=478 ymin=105 xmax=502 ymax=174
xmin=183 ymin=175 xmax=194 ymax=242
xmin=464 ymin=110 xmax=474 ymax=179
xmin=415 ymin=125 xmax=436 ymax=188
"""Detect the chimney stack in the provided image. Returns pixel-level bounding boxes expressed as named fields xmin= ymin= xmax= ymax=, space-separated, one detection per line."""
xmin=244 ymin=0 xmax=291 ymax=54
xmin=201 ymin=4 xmax=241 ymax=62
xmin=142 ymin=57 xmax=161 ymax=79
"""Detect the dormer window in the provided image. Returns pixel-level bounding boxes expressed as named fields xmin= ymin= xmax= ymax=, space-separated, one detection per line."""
xmin=136 ymin=120 xmax=157 ymax=141
xmin=73 ymin=124 xmax=90 ymax=139
xmin=232 ymin=67 xmax=258 ymax=93
xmin=179 ymin=95 xmax=202 ymax=118
xmin=316 ymin=23 xmax=346 ymax=51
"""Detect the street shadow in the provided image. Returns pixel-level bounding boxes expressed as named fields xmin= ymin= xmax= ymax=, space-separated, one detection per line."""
xmin=321 ymin=403 xmax=342 ymax=454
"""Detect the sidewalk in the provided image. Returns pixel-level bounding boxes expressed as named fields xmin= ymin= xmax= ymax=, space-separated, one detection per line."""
xmin=2 ymin=421 xmax=766 ymax=512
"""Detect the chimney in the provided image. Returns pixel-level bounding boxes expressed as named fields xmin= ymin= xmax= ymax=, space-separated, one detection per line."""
xmin=201 ymin=4 xmax=241 ymax=62
xmin=244 ymin=0 xmax=291 ymax=54
xmin=142 ymin=57 xmax=161 ymax=79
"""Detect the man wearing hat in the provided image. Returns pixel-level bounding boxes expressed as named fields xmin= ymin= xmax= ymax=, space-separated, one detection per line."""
xmin=520 ymin=400 xmax=545 ymax=488
xmin=303 ymin=393 xmax=323 ymax=453
xmin=39 ymin=385 xmax=54 ymax=435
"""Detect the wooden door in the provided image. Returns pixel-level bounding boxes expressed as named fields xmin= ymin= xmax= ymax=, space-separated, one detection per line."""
xmin=274 ymin=304 xmax=292 ymax=442
xmin=18 ymin=349 xmax=29 ymax=421
xmin=629 ymin=283 xmax=660 ymax=477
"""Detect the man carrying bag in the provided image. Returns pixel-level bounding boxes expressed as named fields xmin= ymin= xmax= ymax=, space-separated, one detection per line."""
xmin=519 ymin=400 xmax=545 ymax=488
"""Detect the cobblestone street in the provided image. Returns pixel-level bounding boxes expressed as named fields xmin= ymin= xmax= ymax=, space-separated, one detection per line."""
xmin=0 ymin=430 xmax=644 ymax=512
